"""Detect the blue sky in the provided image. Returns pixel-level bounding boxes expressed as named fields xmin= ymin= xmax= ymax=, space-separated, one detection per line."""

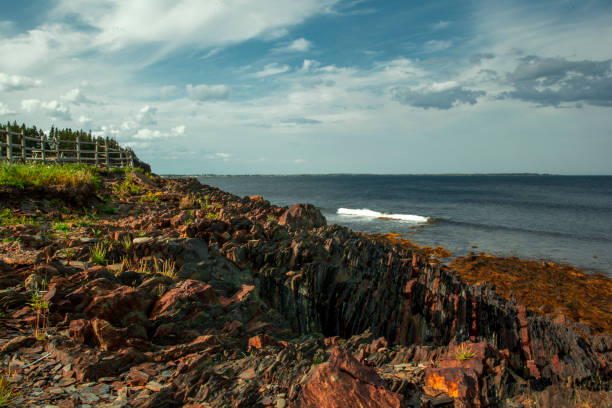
xmin=1 ymin=0 xmax=611 ymax=174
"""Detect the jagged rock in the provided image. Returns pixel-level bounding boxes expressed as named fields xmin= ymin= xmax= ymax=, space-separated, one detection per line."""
xmin=278 ymin=204 xmax=326 ymax=230
xmin=297 ymin=347 xmax=404 ymax=408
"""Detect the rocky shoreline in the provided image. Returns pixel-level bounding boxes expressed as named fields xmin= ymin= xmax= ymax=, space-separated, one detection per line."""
xmin=0 ymin=170 xmax=610 ymax=407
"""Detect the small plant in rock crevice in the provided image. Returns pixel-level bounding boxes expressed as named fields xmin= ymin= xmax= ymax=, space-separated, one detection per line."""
xmin=90 ymin=242 xmax=107 ymax=265
xmin=27 ymin=280 xmax=49 ymax=341
xmin=0 ymin=367 xmax=19 ymax=406
xmin=455 ymin=343 xmax=477 ymax=361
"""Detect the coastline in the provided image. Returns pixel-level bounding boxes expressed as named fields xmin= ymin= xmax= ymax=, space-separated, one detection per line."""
xmin=370 ymin=232 xmax=612 ymax=335
xmin=0 ymin=169 xmax=610 ymax=407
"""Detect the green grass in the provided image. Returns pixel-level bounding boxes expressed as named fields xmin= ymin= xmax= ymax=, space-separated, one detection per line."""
xmin=0 ymin=368 xmax=18 ymax=407
xmin=90 ymin=241 xmax=107 ymax=265
xmin=455 ymin=344 xmax=477 ymax=361
xmin=0 ymin=162 xmax=100 ymax=189
xmin=0 ymin=209 xmax=37 ymax=227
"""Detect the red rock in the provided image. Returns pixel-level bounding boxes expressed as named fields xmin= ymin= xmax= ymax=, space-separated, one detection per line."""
xmin=219 ymin=284 xmax=255 ymax=307
xmin=248 ymin=334 xmax=276 ymax=350
xmin=92 ymin=318 xmax=126 ymax=351
xmin=297 ymin=348 xmax=403 ymax=408
xmin=128 ymin=368 xmax=150 ymax=386
xmin=151 ymin=279 xmax=218 ymax=319
xmin=68 ymin=319 xmax=93 ymax=344
xmin=84 ymin=286 xmax=152 ymax=325
xmin=425 ymin=367 xmax=478 ymax=405
xmin=278 ymin=204 xmax=326 ymax=230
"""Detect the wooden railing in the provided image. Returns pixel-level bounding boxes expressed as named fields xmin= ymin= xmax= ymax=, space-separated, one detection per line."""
xmin=0 ymin=128 xmax=134 ymax=168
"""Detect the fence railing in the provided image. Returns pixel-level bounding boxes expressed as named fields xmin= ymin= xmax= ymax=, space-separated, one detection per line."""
xmin=0 ymin=128 xmax=134 ymax=168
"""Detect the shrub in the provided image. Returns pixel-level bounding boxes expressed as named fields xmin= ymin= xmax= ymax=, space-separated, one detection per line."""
xmin=455 ymin=344 xmax=477 ymax=361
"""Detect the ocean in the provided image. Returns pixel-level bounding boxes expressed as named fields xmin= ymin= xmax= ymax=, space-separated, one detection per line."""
xmin=197 ymin=175 xmax=612 ymax=277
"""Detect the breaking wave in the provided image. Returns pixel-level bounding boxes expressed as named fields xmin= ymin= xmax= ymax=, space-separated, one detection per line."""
xmin=337 ymin=208 xmax=429 ymax=223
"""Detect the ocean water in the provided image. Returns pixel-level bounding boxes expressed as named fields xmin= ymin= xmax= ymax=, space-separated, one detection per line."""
xmin=198 ymin=175 xmax=612 ymax=277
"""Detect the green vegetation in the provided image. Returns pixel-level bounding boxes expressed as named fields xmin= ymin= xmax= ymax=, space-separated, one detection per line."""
xmin=139 ymin=191 xmax=160 ymax=203
xmin=455 ymin=344 xmax=477 ymax=361
xmin=101 ymin=204 xmax=117 ymax=215
xmin=313 ymin=356 xmax=324 ymax=365
xmin=90 ymin=242 xmax=107 ymax=265
xmin=206 ymin=212 xmax=219 ymax=220
xmin=0 ymin=162 xmax=100 ymax=189
xmin=0 ymin=367 xmax=18 ymax=407
xmin=27 ymin=281 xmax=49 ymax=341
xmin=0 ymin=208 xmax=37 ymax=227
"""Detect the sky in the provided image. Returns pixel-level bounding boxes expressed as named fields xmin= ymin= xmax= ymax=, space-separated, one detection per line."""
xmin=1 ymin=0 xmax=612 ymax=175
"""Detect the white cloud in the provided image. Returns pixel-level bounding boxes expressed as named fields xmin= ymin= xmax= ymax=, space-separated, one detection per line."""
xmin=275 ymin=37 xmax=312 ymax=52
xmin=63 ymin=88 xmax=95 ymax=104
xmin=253 ymin=63 xmax=291 ymax=78
xmin=21 ymin=99 xmax=41 ymax=112
xmin=0 ymin=102 xmax=15 ymax=115
xmin=0 ymin=73 xmax=42 ymax=91
xmin=78 ymin=115 xmax=93 ymax=127
xmin=53 ymin=0 xmax=335 ymax=53
xmin=424 ymin=40 xmax=452 ymax=52
xmin=135 ymin=105 xmax=157 ymax=125
xmin=302 ymin=59 xmax=321 ymax=71
xmin=41 ymin=100 xmax=71 ymax=120
xmin=186 ymin=84 xmax=229 ymax=101
xmin=133 ymin=128 xmax=165 ymax=140
xmin=205 ymin=152 xmax=232 ymax=161
xmin=172 ymin=125 xmax=186 ymax=135
xmin=294 ymin=159 xmax=305 ymax=164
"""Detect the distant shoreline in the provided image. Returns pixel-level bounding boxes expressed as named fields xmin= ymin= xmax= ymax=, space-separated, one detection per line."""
xmin=163 ymin=173 xmax=612 ymax=177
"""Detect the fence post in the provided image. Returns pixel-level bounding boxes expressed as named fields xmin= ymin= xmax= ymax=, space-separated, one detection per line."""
xmin=76 ymin=135 xmax=81 ymax=164
xmin=55 ymin=136 xmax=61 ymax=164
xmin=104 ymin=137 xmax=110 ymax=169
xmin=129 ymin=149 xmax=134 ymax=167
xmin=6 ymin=131 xmax=12 ymax=163
xmin=94 ymin=140 xmax=99 ymax=166
xmin=20 ymin=130 xmax=25 ymax=162
xmin=41 ymin=135 xmax=46 ymax=164
xmin=119 ymin=149 xmax=125 ymax=167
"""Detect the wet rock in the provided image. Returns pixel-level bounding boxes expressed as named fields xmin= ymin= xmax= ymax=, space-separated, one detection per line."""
xmin=0 ymin=335 xmax=35 ymax=353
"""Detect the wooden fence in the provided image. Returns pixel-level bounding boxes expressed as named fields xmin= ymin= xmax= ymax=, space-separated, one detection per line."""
xmin=0 ymin=127 xmax=134 ymax=168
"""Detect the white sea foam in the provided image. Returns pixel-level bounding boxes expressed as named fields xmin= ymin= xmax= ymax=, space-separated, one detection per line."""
xmin=337 ymin=208 xmax=429 ymax=223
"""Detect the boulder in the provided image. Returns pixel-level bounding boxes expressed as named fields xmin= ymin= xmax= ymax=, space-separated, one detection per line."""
xmin=278 ymin=204 xmax=326 ymax=230
xmin=297 ymin=348 xmax=403 ymax=408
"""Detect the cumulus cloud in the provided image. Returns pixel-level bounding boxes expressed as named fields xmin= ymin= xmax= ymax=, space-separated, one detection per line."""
xmin=502 ymin=56 xmax=612 ymax=107
xmin=41 ymin=100 xmax=71 ymax=120
xmin=275 ymin=38 xmax=312 ymax=52
xmin=0 ymin=103 xmax=16 ymax=115
xmin=186 ymin=84 xmax=229 ymax=101
xmin=0 ymin=73 xmax=42 ymax=92
xmin=301 ymin=59 xmax=321 ymax=71
xmin=253 ymin=63 xmax=291 ymax=78
xmin=391 ymin=82 xmax=486 ymax=109
xmin=135 ymin=105 xmax=157 ymax=125
xmin=62 ymin=88 xmax=95 ymax=104
xmin=133 ymin=128 xmax=166 ymax=140
xmin=21 ymin=98 xmax=71 ymax=119
xmin=172 ymin=125 xmax=186 ymax=135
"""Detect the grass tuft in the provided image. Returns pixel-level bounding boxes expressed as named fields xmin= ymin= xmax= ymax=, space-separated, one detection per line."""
xmin=0 ymin=367 xmax=19 ymax=407
xmin=455 ymin=343 xmax=477 ymax=361
xmin=90 ymin=241 xmax=107 ymax=265
xmin=0 ymin=162 xmax=100 ymax=189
